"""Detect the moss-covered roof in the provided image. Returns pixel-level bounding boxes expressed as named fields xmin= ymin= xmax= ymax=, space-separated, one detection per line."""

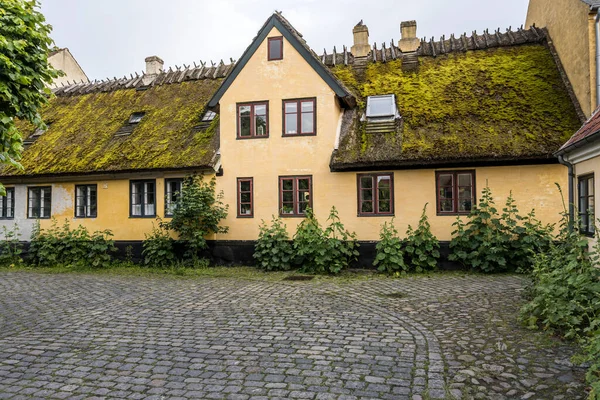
xmin=330 ymin=44 xmax=583 ymax=170
xmin=2 ymin=78 xmax=222 ymax=177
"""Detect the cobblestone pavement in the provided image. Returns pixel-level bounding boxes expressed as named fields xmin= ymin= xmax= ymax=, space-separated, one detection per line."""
xmin=0 ymin=272 xmax=587 ymax=399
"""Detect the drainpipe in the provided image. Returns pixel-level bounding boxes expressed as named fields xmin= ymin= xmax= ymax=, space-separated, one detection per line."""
xmin=558 ymin=155 xmax=575 ymax=228
xmin=595 ymin=10 xmax=600 ymax=106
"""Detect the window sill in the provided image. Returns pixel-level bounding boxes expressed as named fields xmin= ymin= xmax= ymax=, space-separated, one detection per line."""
xmin=282 ymin=133 xmax=316 ymax=137
xmin=436 ymin=212 xmax=471 ymax=216
xmin=357 ymin=213 xmax=394 ymax=217
xmin=237 ymin=215 xmax=254 ymax=218
xmin=27 ymin=217 xmax=51 ymax=219
xmin=279 ymin=214 xmax=308 ymax=218
xmin=236 ymin=136 xmax=269 ymax=140
xmin=129 ymin=215 xmax=157 ymax=219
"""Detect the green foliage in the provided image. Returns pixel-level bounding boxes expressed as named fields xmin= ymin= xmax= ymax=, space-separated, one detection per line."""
xmin=161 ymin=176 xmax=228 ymax=260
xmin=29 ymin=219 xmax=116 ymax=268
xmin=0 ymin=224 xmax=22 ymax=266
xmin=404 ymin=204 xmax=440 ymax=272
xmin=0 ymin=0 xmax=61 ymax=192
xmin=254 ymin=216 xmax=293 ymax=271
xmin=142 ymin=223 xmax=176 ymax=268
xmin=449 ymin=187 xmax=553 ymax=273
xmin=373 ymin=219 xmax=407 ymax=275
xmin=520 ymin=203 xmax=600 ymax=398
xmin=293 ymin=207 xmax=359 ymax=275
xmin=374 ymin=205 xmax=440 ymax=275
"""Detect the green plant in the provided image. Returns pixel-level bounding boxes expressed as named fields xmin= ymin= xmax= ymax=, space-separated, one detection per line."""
xmin=29 ymin=218 xmax=116 ymax=268
xmin=293 ymin=206 xmax=359 ymax=274
xmin=0 ymin=224 xmax=22 ymax=266
xmin=0 ymin=0 xmax=62 ymax=193
xmin=161 ymin=175 xmax=228 ymax=260
xmin=254 ymin=216 xmax=294 ymax=271
xmin=373 ymin=219 xmax=407 ymax=275
xmin=404 ymin=204 xmax=440 ymax=272
xmin=449 ymin=187 xmax=553 ymax=273
xmin=142 ymin=223 xmax=176 ymax=268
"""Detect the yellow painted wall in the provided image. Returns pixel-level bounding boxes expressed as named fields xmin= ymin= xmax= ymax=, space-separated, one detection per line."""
xmin=526 ymin=0 xmax=595 ymax=117
xmin=36 ymin=174 xmax=197 ymax=240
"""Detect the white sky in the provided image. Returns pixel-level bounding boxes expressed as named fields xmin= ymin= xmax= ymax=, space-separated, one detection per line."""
xmin=40 ymin=0 xmax=531 ymax=80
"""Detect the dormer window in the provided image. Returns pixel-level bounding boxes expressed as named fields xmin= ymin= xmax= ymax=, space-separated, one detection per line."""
xmin=202 ymin=110 xmax=216 ymax=122
xmin=366 ymin=95 xmax=397 ymax=118
xmin=32 ymin=124 xmax=49 ymax=138
xmin=268 ymin=37 xmax=283 ymax=61
xmin=129 ymin=112 xmax=145 ymax=124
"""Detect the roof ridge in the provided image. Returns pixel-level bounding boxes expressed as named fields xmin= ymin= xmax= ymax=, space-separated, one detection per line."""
xmin=52 ymin=59 xmax=236 ymax=96
xmin=320 ymin=25 xmax=547 ymax=67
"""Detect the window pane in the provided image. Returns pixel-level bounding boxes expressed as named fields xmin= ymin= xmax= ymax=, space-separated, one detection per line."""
xmin=285 ymin=102 xmax=297 ymax=113
xmin=285 ymin=114 xmax=297 ymax=134
xmin=255 ymin=115 xmax=267 ymax=136
xmin=440 ymin=199 xmax=454 ymax=212
xmin=281 ymin=203 xmax=294 ymax=214
xmin=301 ymin=101 xmax=313 ymax=112
xmin=361 ymin=177 xmax=372 ymax=189
xmin=282 ymin=179 xmax=293 ymax=191
xmin=298 ymin=201 xmax=309 ymax=214
xmin=367 ymin=96 xmax=394 ymax=117
xmin=239 ymin=106 xmax=251 ymax=137
xmin=301 ymin=112 xmax=313 ymax=133
xmin=440 ymin=187 xmax=453 ymax=199
xmin=379 ymin=201 xmax=391 ymax=213
xmin=42 ymin=189 xmax=51 ymax=218
xmin=439 ymin=174 xmax=453 ymax=187
xmin=240 ymin=204 xmax=252 ymax=215
xmin=240 ymin=181 xmax=251 ymax=192
xmin=269 ymin=38 xmax=282 ymax=59
xmin=361 ymin=189 xmax=373 ymax=201
xmin=458 ymin=173 xmax=472 ymax=187
xmin=361 ymin=201 xmax=373 ymax=213
xmin=282 ymin=191 xmax=294 ymax=202
xmin=240 ymin=193 xmax=251 ymax=203
xmin=254 ymin=105 xmax=266 ymax=116
xmin=298 ymin=179 xmax=309 ymax=190
xmin=589 ymin=178 xmax=594 ymax=196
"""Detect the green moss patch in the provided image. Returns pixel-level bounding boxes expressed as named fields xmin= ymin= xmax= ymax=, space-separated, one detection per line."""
xmin=4 ymin=79 xmax=223 ymax=176
xmin=331 ymin=45 xmax=582 ymax=166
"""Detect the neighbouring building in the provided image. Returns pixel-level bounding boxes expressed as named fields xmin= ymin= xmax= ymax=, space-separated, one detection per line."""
xmin=48 ymin=48 xmax=89 ymax=87
xmin=527 ymin=0 xmax=600 ymax=239
xmin=0 ymin=13 xmax=583 ymax=264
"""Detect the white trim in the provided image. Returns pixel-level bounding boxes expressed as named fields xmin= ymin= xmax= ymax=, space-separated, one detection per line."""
xmin=564 ymin=140 xmax=600 ymax=164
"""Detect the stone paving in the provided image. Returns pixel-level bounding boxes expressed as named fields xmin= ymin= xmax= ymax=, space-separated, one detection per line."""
xmin=0 ymin=272 xmax=588 ymax=399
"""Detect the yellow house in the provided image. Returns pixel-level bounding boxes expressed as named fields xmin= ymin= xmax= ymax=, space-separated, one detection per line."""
xmin=0 ymin=12 xmax=583 ymax=264
xmin=527 ymin=0 xmax=600 ymax=240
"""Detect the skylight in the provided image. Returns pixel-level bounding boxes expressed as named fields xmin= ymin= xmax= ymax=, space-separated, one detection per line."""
xmin=202 ymin=110 xmax=216 ymax=122
xmin=366 ymin=95 xmax=397 ymax=118
xmin=129 ymin=112 xmax=145 ymax=124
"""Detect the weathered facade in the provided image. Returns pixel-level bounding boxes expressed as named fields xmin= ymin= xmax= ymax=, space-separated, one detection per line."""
xmin=0 ymin=13 xmax=583 ymax=263
xmin=47 ymin=48 xmax=89 ymax=88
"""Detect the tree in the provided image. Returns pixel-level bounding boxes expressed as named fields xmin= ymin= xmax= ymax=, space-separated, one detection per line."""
xmin=0 ymin=0 xmax=61 ymax=193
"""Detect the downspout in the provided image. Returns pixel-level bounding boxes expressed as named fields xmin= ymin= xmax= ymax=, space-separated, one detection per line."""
xmin=595 ymin=10 xmax=600 ymax=106
xmin=558 ymin=155 xmax=575 ymax=228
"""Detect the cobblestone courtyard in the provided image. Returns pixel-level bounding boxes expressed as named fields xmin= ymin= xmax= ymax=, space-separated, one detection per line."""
xmin=0 ymin=272 xmax=588 ymax=399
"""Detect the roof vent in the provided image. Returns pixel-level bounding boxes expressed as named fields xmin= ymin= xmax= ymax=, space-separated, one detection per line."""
xmin=115 ymin=112 xmax=145 ymax=137
xmin=23 ymin=123 xmax=50 ymax=148
xmin=399 ymin=21 xmax=419 ymax=53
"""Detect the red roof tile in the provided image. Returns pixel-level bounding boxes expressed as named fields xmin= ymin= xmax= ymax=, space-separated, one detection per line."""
xmin=560 ymin=106 xmax=600 ymax=151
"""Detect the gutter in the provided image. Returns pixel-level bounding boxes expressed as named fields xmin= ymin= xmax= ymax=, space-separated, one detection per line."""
xmin=557 ymin=155 xmax=575 ymax=227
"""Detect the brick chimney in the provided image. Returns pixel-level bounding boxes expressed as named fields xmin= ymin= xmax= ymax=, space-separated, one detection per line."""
xmin=142 ymin=56 xmax=164 ymax=85
xmin=399 ymin=21 xmax=419 ymax=53
xmin=351 ymin=21 xmax=371 ymax=58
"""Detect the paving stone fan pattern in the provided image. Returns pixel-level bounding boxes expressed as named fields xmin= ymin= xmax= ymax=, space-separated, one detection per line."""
xmin=0 ymin=272 xmax=587 ymax=399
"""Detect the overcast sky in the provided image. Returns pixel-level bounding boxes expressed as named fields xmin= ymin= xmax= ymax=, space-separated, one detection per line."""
xmin=40 ymin=0 xmax=530 ymax=80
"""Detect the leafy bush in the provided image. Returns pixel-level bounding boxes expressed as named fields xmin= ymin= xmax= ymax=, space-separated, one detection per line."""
xmin=449 ymin=187 xmax=553 ymax=273
xmin=404 ymin=204 xmax=440 ymax=272
xmin=374 ymin=219 xmax=407 ymax=275
xmin=293 ymin=206 xmax=359 ymax=274
xmin=161 ymin=176 xmax=228 ymax=260
xmin=374 ymin=205 xmax=440 ymax=275
xmin=254 ymin=216 xmax=293 ymax=271
xmin=0 ymin=224 xmax=23 ymax=266
xmin=520 ymin=197 xmax=600 ymax=398
xmin=142 ymin=223 xmax=176 ymax=268
xmin=29 ymin=219 xmax=116 ymax=268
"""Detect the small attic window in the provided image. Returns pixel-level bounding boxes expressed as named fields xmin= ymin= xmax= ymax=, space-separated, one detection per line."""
xmin=129 ymin=112 xmax=145 ymax=124
xmin=366 ymin=95 xmax=397 ymax=118
xmin=32 ymin=124 xmax=49 ymax=137
xmin=268 ymin=37 xmax=283 ymax=61
xmin=202 ymin=110 xmax=216 ymax=122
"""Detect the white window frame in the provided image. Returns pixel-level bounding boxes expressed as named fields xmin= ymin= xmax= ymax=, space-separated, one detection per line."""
xmin=366 ymin=94 xmax=397 ymax=118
